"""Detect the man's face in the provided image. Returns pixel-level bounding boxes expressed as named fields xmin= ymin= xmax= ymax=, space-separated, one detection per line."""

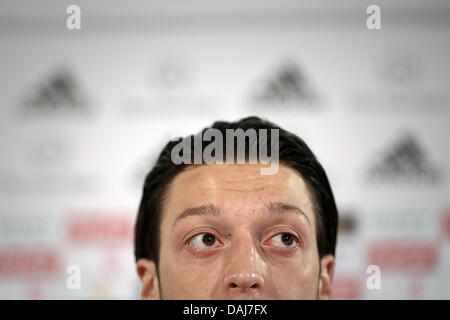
xmin=137 ymin=163 xmax=334 ymax=299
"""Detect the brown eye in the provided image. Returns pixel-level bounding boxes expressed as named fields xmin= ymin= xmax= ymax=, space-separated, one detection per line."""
xmin=188 ymin=232 xmax=222 ymax=250
xmin=268 ymin=232 xmax=299 ymax=248
xmin=281 ymin=233 xmax=294 ymax=246
xmin=202 ymin=233 xmax=216 ymax=246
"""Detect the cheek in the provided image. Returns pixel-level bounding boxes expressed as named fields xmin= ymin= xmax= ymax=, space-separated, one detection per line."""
xmin=269 ymin=250 xmax=320 ymax=298
xmin=159 ymin=249 xmax=223 ymax=299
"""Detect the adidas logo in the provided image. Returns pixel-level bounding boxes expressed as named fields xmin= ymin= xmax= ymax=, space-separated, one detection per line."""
xmin=20 ymin=67 xmax=90 ymax=117
xmin=365 ymin=133 xmax=442 ymax=184
xmin=249 ymin=60 xmax=319 ymax=109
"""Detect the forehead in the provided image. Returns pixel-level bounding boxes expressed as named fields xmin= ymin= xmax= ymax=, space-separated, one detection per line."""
xmin=161 ymin=163 xmax=317 ymax=229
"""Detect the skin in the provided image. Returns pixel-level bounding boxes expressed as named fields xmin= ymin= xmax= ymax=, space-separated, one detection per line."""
xmin=137 ymin=163 xmax=335 ymax=299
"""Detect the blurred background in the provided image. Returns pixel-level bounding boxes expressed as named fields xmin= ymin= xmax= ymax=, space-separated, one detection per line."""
xmin=0 ymin=0 xmax=449 ymax=299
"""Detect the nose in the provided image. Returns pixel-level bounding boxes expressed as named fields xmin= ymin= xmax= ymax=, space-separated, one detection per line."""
xmin=223 ymin=233 xmax=265 ymax=291
xmin=224 ymin=272 xmax=265 ymax=290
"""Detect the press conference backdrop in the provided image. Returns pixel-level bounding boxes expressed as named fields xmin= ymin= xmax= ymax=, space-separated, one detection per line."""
xmin=0 ymin=0 xmax=449 ymax=299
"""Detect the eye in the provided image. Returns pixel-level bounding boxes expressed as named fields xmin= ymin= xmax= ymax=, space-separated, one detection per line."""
xmin=188 ymin=232 xmax=222 ymax=250
xmin=267 ymin=232 xmax=299 ymax=248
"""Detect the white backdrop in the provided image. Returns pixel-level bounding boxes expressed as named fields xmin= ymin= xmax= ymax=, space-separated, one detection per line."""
xmin=0 ymin=0 xmax=449 ymax=299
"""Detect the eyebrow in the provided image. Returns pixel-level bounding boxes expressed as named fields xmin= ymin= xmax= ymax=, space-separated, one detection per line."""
xmin=172 ymin=203 xmax=221 ymax=228
xmin=267 ymin=201 xmax=311 ymax=226
xmin=172 ymin=201 xmax=310 ymax=228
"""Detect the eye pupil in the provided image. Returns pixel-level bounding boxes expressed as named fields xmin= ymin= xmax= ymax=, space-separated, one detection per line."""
xmin=281 ymin=233 xmax=293 ymax=246
xmin=202 ymin=233 xmax=216 ymax=246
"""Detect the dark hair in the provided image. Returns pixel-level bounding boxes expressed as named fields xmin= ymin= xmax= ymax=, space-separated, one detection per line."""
xmin=134 ymin=116 xmax=338 ymax=267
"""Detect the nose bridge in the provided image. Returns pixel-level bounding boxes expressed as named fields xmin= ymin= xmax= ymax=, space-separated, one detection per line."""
xmin=223 ymin=229 xmax=265 ymax=290
xmin=231 ymin=231 xmax=256 ymax=268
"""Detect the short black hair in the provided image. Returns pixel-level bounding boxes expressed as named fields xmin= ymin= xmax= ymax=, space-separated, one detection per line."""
xmin=134 ymin=116 xmax=338 ymax=267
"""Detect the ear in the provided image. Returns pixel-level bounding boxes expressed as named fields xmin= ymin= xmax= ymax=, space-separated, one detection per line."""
xmin=318 ymin=254 xmax=335 ymax=300
xmin=136 ymin=258 xmax=161 ymax=300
